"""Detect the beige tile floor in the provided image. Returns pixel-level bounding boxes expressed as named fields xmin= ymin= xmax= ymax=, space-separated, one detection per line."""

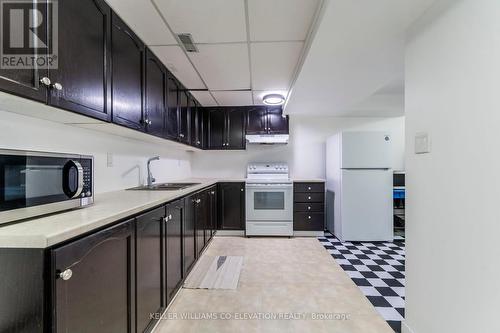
xmin=154 ymin=236 xmax=393 ymax=333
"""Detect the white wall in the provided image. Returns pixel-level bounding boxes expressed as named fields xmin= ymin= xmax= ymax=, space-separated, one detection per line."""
xmin=404 ymin=1 xmax=500 ymax=332
xmin=192 ymin=116 xmax=405 ymax=179
xmin=0 ymin=110 xmax=192 ymax=194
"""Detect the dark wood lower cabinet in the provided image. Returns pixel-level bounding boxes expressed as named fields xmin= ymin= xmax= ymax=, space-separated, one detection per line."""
xmin=294 ymin=182 xmax=325 ymax=231
xmin=51 ymin=219 xmax=135 ymax=333
xmin=183 ymin=194 xmax=197 ymax=276
xmin=0 ymin=184 xmax=224 ymax=332
xmin=136 ymin=207 xmax=164 ymax=332
xmin=218 ymin=182 xmax=245 ymax=230
xmin=165 ymin=200 xmax=184 ymax=304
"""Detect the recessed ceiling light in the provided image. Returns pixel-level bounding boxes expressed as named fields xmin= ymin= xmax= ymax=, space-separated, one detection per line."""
xmin=263 ymin=94 xmax=285 ymax=105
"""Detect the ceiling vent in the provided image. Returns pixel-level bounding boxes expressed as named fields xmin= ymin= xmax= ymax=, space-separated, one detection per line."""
xmin=177 ymin=33 xmax=198 ymax=53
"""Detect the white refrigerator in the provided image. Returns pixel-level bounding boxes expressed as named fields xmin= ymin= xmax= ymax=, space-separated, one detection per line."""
xmin=326 ymin=131 xmax=393 ymax=242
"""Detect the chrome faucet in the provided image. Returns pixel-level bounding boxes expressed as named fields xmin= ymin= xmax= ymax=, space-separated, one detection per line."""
xmin=147 ymin=156 xmax=160 ymax=187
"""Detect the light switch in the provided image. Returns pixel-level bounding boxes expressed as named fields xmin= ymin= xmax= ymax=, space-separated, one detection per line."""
xmin=415 ymin=132 xmax=431 ymax=154
xmin=107 ymin=153 xmax=114 ymax=167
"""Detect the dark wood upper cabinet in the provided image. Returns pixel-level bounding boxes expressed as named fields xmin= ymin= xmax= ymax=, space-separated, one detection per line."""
xmin=246 ymin=106 xmax=288 ymax=135
xmin=49 ymin=0 xmax=112 ymax=121
xmin=178 ymin=90 xmax=190 ymax=144
xmin=0 ymin=0 xmax=49 ymax=103
xmin=111 ymin=13 xmax=145 ymax=131
xmin=207 ymin=108 xmax=225 ymax=149
xmin=51 ymin=219 xmax=135 ymax=333
xmin=136 ymin=207 xmax=164 ymax=332
xmin=165 ymin=200 xmax=184 ymax=304
xmin=144 ymin=49 xmax=167 ymax=137
xmin=246 ymin=107 xmax=268 ymax=135
xmin=165 ymin=73 xmax=179 ymax=140
xmin=218 ymin=182 xmax=245 ymax=230
xmin=226 ymin=108 xmax=246 ymax=149
xmin=267 ymin=106 xmax=289 ymax=134
xmin=189 ymin=101 xmax=204 ymax=148
xmin=206 ymin=107 xmax=246 ymax=150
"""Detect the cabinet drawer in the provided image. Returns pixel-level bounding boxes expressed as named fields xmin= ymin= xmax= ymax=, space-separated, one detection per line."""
xmin=294 ymin=183 xmax=325 ymax=193
xmin=294 ymin=212 xmax=324 ymax=231
xmin=294 ymin=192 xmax=324 ymax=203
xmin=294 ymin=203 xmax=324 ymax=212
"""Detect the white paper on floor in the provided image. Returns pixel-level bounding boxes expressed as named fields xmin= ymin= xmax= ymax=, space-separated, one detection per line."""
xmin=184 ymin=256 xmax=243 ymax=290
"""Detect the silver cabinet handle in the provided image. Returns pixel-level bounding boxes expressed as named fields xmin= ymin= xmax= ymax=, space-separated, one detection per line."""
xmin=144 ymin=119 xmax=152 ymax=125
xmin=52 ymin=82 xmax=63 ymax=91
xmin=197 ymin=199 xmax=201 ymax=203
xmin=40 ymin=77 xmax=51 ymax=87
xmin=169 ymin=214 xmax=172 ymax=220
xmin=308 ymin=216 xmax=311 ymax=220
xmin=59 ymin=269 xmax=73 ymax=281
xmin=308 ymin=187 xmax=312 ymax=190
xmin=240 ymin=188 xmax=244 ymax=192
xmin=308 ymin=196 xmax=311 ymax=200
xmin=179 ymin=133 xmax=185 ymax=138
xmin=197 ymin=141 xmax=201 ymax=145
xmin=308 ymin=206 xmax=311 ymax=210
xmin=211 ymin=191 xmax=215 ymax=195
xmin=163 ymin=217 xmax=169 ymax=223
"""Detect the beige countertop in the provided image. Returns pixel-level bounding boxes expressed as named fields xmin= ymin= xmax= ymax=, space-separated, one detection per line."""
xmin=0 ymin=177 xmax=323 ymax=249
xmin=292 ymin=179 xmax=326 ymax=183
xmin=0 ymin=179 xmax=228 ymax=249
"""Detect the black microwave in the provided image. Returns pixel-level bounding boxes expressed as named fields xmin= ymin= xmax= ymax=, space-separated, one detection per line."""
xmin=0 ymin=149 xmax=94 ymax=225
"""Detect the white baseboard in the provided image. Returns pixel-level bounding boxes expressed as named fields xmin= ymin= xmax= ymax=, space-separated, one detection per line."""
xmin=402 ymin=321 xmax=415 ymax=333
xmin=215 ymin=230 xmax=245 ymax=236
xmin=294 ymin=231 xmax=325 ymax=237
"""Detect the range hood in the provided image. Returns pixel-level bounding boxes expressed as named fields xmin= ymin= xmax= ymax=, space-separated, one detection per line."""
xmin=246 ymin=134 xmax=289 ymax=145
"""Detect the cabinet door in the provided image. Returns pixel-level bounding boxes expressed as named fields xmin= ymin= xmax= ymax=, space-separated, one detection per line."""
xmin=207 ymin=108 xmax=225 ymax=149
xmin=218 ymin=183 xmax=245 ymax=230
xmin=165 ymin=200 xmax=183 ymax=304
xmin=165 ymin=73 xmax=179 ymax=140
xmin=0 ymin=0 xmax=48 ymax=103
xmin=52 ymin=219 xmax=135 ymax=333
xmin=246 ymin=107 xmax=268 ymax=135
xmin=183 ymin=195 xmax=196 ymax=275
xmin=144 ymin=49 xmax=167 ymax=137
xmin=178 ymin=91 xmax=190 ymax=144
xmin=136 ymin=207 xmax=164 ymax=332
xmin=193 ymin=103 xmax=205 ymax=148
xmin=195 ymin=192 xmax=208 ymax=257
xmin=267 ymin=106 xmax=289 ymax=134
xmin=111 ymin=14 xmax=145 ymax=131
xmin=226 ymin=108 xmax=246 ymax=150
xmin=49 ymin=0 xmax=111 ymax=121
xmin=190 ymin=101 xmax=199 ymax=147
xmin=207 ymin=186 xmax=217 ymax=239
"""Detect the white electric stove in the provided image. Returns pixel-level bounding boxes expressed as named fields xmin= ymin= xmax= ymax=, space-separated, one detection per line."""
xmin=245 ymin=163 xmax=293 ymax=236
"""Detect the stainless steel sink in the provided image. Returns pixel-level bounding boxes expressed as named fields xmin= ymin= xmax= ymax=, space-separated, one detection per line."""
xmin=127 ymin=182 xmax=201 ymax=191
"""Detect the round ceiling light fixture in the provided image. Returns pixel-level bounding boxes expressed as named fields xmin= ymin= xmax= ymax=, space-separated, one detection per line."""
xmin=262 ymin=93 xmax=285 ymax=105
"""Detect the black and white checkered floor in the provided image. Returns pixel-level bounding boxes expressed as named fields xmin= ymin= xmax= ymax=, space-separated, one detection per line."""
xmin=318 ymin=233 xmax=405 ymax=333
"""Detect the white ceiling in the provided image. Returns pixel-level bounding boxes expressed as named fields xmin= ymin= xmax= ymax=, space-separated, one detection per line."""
xmin=107 ymin=0 xmax=322 ymax=106
xmin=285 ymin=0 xmax=437 ymax=117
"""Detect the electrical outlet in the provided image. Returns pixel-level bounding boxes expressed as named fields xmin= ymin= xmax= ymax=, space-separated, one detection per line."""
xmin=107 ymin=153 xmax=114 ymax=167
xmin=415 ymin=132 xmax=431 ymax=154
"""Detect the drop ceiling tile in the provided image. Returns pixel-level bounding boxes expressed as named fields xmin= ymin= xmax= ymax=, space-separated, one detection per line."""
xmin=154 ymin=0 xmax=247 ymax=43
xmin=252 ymin=90 xmax=288 ymax=105
xmin=106 ymin=0 xmax=177 ymax=45
xmin=189 ymin=91 xmax=218 ymax=106
xmin=189 ymin=44 xmax=250 ymax=90
xmin=150 ymin=46 xmax=206 ymax=90
xmin=248 ymin=0 xmax=320 ymax=41
xmin=251 ymin=42 xmax=303 ymax=91
xmin=212 ymin=91 xmax=253 ymax=106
